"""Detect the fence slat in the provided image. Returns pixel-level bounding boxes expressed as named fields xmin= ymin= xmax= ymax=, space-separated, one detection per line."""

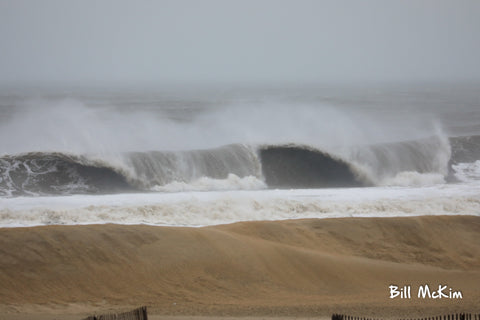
xmin=83 ymin=306 xmax=147 ymax=320
xmin=330 ymin=312 xmax=480 ymax=320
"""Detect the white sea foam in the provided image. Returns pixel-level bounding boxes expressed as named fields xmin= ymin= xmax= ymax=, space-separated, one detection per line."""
xmin=151 ymin=174 xmax=267 ymax=192
xmin=380 ymin=171 xmax=446 ymax=187
xmin=1 ymin=183 xmax=479 ymax=228
xmin=452 ymin=161 xmax=480 ymax=183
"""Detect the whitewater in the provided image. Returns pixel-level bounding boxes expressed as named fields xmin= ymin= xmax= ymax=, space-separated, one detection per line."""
xmin=0 ymin=85 xmax=479 ymax=227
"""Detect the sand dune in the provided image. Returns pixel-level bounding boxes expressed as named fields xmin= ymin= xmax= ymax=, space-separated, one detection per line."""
xmin=0 ymin=216 xmax=479 ymax=318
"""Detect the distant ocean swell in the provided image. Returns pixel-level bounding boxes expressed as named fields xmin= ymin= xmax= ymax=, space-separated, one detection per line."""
xmin=1 ymin=135 xmax=479 ymax=197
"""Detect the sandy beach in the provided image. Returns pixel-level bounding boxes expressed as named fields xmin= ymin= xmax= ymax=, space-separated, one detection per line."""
xmin=0 ymin=215 xmax=478 ymax=319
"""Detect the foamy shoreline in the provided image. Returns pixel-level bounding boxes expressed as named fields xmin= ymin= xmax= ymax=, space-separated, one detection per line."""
xmin=1 ymin=184 xmax=480 ymax=228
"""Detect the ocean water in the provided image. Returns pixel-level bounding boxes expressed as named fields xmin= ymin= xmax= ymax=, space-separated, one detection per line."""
xmin=0 ymin=84 xmax=479 ymax=227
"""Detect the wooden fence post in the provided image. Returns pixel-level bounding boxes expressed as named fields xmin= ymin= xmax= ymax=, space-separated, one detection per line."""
xmin=143 ymin=306 xmax=148 ymax=320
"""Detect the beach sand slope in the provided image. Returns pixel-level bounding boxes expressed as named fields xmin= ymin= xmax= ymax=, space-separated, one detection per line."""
xmin=0 ymin=216 xmax=479 ymax=318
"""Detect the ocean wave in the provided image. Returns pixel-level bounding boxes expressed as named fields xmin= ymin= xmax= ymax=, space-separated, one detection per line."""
xmin=1 ymin=135 xmax=479 ymax=196
xmin=0 ymin=152 xmax=132 ymax=196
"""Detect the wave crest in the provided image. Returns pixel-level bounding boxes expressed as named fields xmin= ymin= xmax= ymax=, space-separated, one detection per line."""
xmin=1 ymin=135 xmax=479 ymax=196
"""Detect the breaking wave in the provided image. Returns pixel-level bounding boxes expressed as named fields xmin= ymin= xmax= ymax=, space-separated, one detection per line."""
xmin=1 ymin=135 xmax=479 ymax=197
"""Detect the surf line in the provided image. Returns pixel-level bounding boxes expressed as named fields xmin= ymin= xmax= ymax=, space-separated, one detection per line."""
xmin=389 ymin=284 xmax=463 ymax=299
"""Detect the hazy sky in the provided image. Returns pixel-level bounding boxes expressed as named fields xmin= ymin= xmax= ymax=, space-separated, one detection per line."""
xmin=1 ymin=0 xmax=480 ymax=86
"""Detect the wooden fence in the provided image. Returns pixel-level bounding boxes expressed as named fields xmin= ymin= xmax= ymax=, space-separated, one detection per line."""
xmin=332 ymin=313 xmax=480 ymax=320
xmin=83 ymin=306 xmax=148 ymax=320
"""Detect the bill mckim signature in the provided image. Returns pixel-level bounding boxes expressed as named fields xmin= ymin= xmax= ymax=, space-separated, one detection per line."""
xmin=389 ymin=284 xmax=463 ymax=299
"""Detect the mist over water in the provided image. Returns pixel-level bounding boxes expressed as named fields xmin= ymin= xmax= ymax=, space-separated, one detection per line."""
xmin=0 ymin=85 xmax=479 ymax=197
xmin=3 ymin=85 xmax=477 ymax=155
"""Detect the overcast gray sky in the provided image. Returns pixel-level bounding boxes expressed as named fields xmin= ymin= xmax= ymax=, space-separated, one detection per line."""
xmin=1 ymin=0 xmax=479 ymax=86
